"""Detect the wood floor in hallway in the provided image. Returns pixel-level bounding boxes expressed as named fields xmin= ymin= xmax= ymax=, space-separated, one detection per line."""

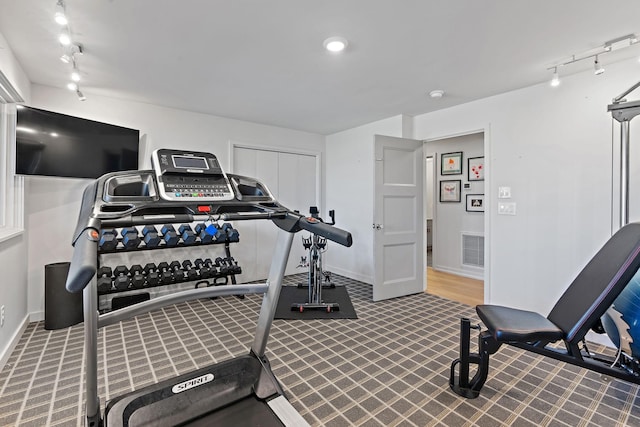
xmin=426 ymin=267 xmax=483 ymax=307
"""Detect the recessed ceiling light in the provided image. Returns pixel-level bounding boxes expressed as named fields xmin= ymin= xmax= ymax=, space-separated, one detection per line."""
xmin=429 ymin=90 xmax=445 ymax=99
xmin=67 ymin=82 xmax=78 ymax=91
xmin=323 ymin=36 xmax=348 ymax=53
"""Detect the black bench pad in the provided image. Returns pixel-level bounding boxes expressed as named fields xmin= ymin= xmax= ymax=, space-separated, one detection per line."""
xmin=476 ymin=305 xmax=564 ymax=342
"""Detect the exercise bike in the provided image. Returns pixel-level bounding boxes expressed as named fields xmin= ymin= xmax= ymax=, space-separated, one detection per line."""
xmin=291 ymin=207 xmax=339 ymax=313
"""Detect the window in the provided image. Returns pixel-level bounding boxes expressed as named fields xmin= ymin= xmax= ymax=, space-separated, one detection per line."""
xmin=0 ymin=70 xmax=24 ymax=242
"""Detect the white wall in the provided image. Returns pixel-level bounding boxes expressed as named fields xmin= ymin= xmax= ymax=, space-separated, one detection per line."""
xmin=0 ymin=31 xmax=31 ymax=366
xmin=414 ymin=57 xmax=640 ymax=315
xmin=427 ymin=133 xmax=484 ymax=279
xmin=324 ymin=115 xmax=406 ymax=283
xmin=26 ymin=84 xmax=325 ymax=319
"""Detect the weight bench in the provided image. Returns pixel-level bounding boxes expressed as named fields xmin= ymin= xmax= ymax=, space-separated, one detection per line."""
xmin=450 ymin=222 xmax=640 ymax=398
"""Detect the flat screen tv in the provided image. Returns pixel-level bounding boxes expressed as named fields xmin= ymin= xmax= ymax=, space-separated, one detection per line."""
xmin=15 ymin=106 xmax=140 ymax=179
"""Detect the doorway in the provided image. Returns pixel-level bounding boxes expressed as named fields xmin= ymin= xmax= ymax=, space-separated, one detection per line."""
xmin=424 ymin=132 xmax=485 ymax=306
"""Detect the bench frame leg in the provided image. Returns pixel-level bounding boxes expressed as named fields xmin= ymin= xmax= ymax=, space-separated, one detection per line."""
xmin=449 ymin=317 xmax=500 ymax=398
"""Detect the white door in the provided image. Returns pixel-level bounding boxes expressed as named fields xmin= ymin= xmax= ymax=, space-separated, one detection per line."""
xmin=373 ymin=135 xmax=425 ymax=301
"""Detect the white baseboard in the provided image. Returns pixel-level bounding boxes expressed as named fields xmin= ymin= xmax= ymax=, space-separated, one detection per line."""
xmin=430 ymin=265 xmax=483 ymax=281
xmin=324 ymin=265 xmax=372 ymax=285
xmin=0 ymin=314 xmax=29 ymax=372
xmin=30 ymin=311 xmax=44 ymax=322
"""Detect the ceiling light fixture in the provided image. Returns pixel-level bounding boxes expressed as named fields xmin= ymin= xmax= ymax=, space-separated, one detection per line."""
xmin=429 ymin=90 xmax=445 ymax=99
xmin=58 ymin=28 xmax=71 ymax=45
xmin=71 ymin=58 xmax=81 ymax=82
xmin=54 ymin=0 xmax=68 ymax=25
xmin=594 ymin=55 xmax=605 ymax=75
xmin=323 ymin=36 xmax=348 ymax=53
xmin=53 ymin=1 xmax=87 ymax=101
xmin=547 ymin=32 xmax=638 ymax=86
xmin=60 ymin=43 xmax=83 ymax=63
xmin=550 ymin=67 xmax=561 ymax=87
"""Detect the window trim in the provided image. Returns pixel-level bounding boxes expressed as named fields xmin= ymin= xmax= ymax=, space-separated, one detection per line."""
xmin=0 ymin=72 xmax=25 ymax=242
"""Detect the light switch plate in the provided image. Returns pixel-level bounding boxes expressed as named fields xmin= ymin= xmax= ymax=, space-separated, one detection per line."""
xmin=498 ymin=202 xmax=516 ymax=215
xmin=498 ymin=186 xmax=511 ymax=199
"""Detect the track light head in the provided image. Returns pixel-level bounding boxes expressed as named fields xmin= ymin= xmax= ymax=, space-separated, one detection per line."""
xmin=54 ymin=0 xmax=67 ymax=25
xmin=76 ymin=89 xmax=86 ymax=101
xmin=594 ymin=56 xmax=605 ymax=75
xmin=58 ymin=28 xmax=71 ymax=46
xmin=550 ymin=68 xmax=560 ymax=87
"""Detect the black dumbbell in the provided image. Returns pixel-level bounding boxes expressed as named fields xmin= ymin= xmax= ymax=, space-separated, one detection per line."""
xmin=170 ymin=260 xmax=184 ymax=282
xmin=130 ymin=265 xmax=145 ymax=288
xmin=113 ymin=265 xmax=130 ymax=290
xmin=157 ymin=262 xmax=173 ymax=284
xmin=99 ymin=229 xmax=118 ymax=252
xmin=143 ymin=263 xmax=160 ymax=286
xmin=121 ymin=227 xmax=141 ymax=250
xmin=161 ymin=224 xmax=179 ymax=247
xmin=97 ymin=266 xmax=113 ymax=293
xmin=222 ymin=223 xmax=240 ymax=242
xmin=142 ymin=225 xmax=161 ymax=248
xmin=228 ymin=257 xmax=241 ymax=274
xmin=194 ymin=258 xmax=211 ymax=279
xmin=182 ymin=260 xmax=200 ymax=281
xmin=178 ymin=224 xmax=197 ymax=245
xmin=203 ymin=258 xmax=218 ymax=276
xmin=194 ymin=223 xmax=213 ymax=244
xmin=215 ymin=257 xmax=230 ymax=274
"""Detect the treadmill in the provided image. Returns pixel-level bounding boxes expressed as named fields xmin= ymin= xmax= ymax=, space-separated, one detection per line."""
xmin=65 ymin=148 xmax=352 ymax=426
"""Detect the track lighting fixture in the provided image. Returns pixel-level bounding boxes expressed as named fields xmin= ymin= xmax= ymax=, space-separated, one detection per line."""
xmin=547 ymin=33 xmax=638 ymax=87
xmin=550 ymin=68 xmax=560 ymax=87
xmin=58 ymin=27 xmax=71 ymax=46
xmin=54 ymin=0 xmax=68 ymax=26
xmin=70 ymin=59 xmax=80 ymax=82
xmin=59 ymin=43 xmax=83 ymax=63
xmin=594 ymin=55 xmax=605 ymax=75
xmin=52 ymin=1 xmax=88 ymax=101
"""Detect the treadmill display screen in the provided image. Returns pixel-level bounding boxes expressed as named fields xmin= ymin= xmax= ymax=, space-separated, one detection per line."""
xmin=172 ymin=155 xmax=209 ymax=170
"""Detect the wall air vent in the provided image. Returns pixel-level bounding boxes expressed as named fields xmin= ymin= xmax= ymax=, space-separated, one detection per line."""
xmin=462 ymin=233 xmax=484 ymax=267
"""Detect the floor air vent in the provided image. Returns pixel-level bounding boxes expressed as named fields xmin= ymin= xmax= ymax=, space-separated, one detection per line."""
xmin=462 ymin=234 xmax=484 ymax=267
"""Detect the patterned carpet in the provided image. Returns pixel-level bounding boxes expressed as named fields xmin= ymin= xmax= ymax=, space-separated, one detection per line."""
xmin=1 ymin=273 xmax=639 ymax=426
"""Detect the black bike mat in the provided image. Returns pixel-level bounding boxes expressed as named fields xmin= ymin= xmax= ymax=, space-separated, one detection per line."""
xmin=274 ymin=285 xmax=358 ymax=320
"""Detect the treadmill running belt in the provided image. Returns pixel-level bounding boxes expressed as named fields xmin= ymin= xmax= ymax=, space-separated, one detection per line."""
xmin=185 ymin=395 xmax=284 ymax=427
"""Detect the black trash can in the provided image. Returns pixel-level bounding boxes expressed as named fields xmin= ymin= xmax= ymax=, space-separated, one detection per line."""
xmin=44 ymin=262 xmax=83 ymax=330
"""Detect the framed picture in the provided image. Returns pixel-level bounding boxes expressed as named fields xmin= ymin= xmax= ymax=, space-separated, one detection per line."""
xmin=466 ymin=194 xmax=484 ymax=212
xmin=468 ymin=156 xmax=484 ymax=181
xmin=440 ymin=180 xmax=461 ymax=202
xmin=441 ymin=151 xmax=463 ymax=175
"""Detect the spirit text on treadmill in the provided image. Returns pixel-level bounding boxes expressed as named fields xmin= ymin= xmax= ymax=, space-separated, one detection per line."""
xmin=171 ymin=373 xmax=215 ymax=394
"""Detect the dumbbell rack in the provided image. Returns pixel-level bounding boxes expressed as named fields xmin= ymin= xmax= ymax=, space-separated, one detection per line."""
xmin=96 ymin=222 xmax=244 ymax=312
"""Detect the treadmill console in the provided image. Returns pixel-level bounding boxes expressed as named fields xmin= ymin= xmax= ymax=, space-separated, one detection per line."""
xmin=152 ymin=149 xmax=235 ymax=201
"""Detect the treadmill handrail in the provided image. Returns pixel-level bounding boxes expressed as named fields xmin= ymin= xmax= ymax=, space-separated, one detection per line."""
xmin=65 ymin=228 xmax=99 ymax=293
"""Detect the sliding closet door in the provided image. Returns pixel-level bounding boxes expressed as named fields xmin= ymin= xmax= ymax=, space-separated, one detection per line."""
xmin=233 ymin=146 xmax=319 ymax=281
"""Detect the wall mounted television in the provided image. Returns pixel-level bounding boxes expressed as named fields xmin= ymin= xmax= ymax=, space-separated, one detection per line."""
xmin=15 ymin=106 xmax=140 ymax=179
